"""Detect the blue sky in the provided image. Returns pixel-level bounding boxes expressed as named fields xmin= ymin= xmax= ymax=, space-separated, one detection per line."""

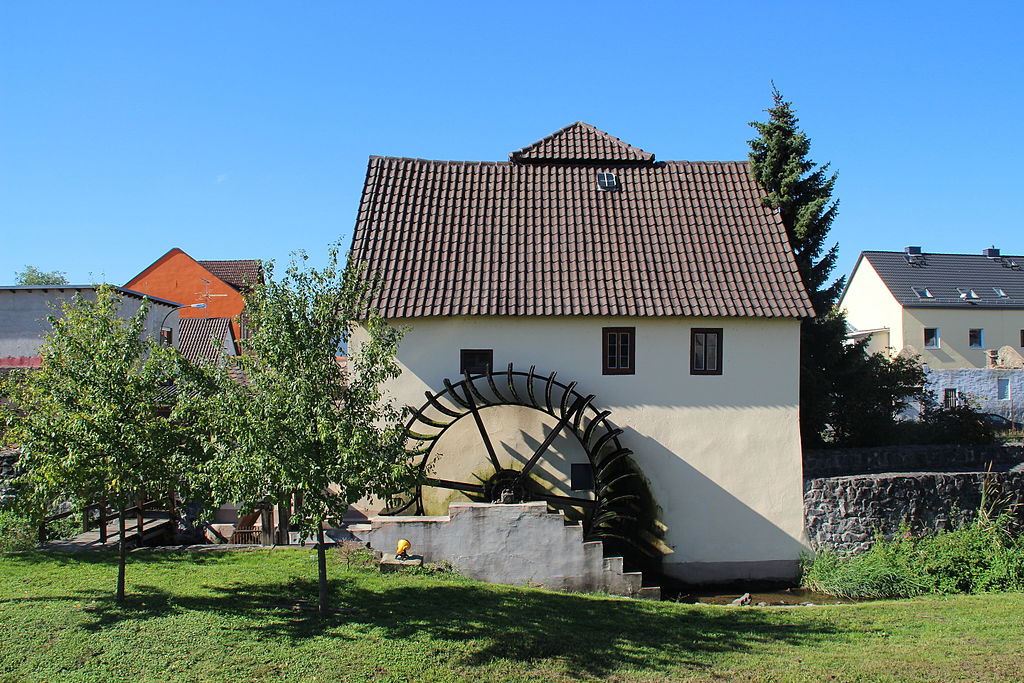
xmin=2 ymin=2 xmax=1021 ymax=287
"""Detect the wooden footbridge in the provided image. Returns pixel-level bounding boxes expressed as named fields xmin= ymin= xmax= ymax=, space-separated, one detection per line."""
xmin=39 ymin=496 xmax=179 ymax=552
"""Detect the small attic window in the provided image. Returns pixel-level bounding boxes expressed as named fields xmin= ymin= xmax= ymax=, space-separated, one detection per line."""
xmin=993 ymin=287 xmax=1008 ymax=297
xmin=596 ymin=172 xmax=618 ymax=191
xmin=912 ymin=286 xmax=933 ymax=298
xmin=957 ymin=288 xmax=981 ymax=300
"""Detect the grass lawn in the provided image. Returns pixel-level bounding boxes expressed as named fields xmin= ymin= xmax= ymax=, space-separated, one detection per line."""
xmin=1 ymin=549 xmax=1022 ymax=682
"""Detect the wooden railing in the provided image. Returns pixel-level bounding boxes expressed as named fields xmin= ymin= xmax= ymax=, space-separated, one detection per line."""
xmin=38 ymin=492 xmax=180 ymax=545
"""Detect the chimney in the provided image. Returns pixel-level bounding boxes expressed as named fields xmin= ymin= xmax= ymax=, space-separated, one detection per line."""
xmin=983 ymin=246 xmax=1001 ymax=258
xmin=905 ymin=246 xmax=922 ymax=256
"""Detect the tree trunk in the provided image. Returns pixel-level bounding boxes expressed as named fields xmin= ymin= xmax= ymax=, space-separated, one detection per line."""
xmin=116 ymin=508 xmax=127 ymax=604
xmin=316 ymin=526 xmax=329 ymax=616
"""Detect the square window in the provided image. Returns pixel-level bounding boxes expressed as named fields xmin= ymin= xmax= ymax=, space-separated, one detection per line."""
xmin=570 ymin=463 xmax=594 ymax=491
xmin=690 ymin=328 xmax=723 ymax=375
xmin=602 ymin=327 xmax=635 ymax=375
xmin=969 ymin=328 xmax=984 ymax=349
xmin=460 ymin=349 xmax=493 ymax=375
xmin=924 ymin=328 xmax=940 ymax=349
xmin=997 ymin=378 xmax=1010 ymax=401
xmin=943 ymin=388 xmax=958 ymax=408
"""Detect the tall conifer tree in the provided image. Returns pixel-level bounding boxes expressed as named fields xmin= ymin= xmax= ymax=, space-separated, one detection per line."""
xmin=748 ymin=87 xmax=847 ymax=446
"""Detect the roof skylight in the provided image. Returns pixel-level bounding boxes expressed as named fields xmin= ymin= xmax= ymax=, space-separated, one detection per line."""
xmin=596 ymin=172 xmax=618 ymax=191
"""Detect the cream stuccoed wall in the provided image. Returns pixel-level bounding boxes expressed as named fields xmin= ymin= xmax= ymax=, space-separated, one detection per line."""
xmin=838 ymin=259 xmax=903 ymax=354
xmin=352 ymin=315 xmax=807 ymax=583
xmin=902 ymin=307 xmax=1024 ymax=369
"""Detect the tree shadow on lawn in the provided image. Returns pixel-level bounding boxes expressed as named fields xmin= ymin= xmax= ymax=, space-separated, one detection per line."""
xmin=2 ymin=572 xmax=843 ymax=679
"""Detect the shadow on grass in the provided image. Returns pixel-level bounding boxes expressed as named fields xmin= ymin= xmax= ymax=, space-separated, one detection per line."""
xmin=1 ymin=561 xmax=843 ymax=679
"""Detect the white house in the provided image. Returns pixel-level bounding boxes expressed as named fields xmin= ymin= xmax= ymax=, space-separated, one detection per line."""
xmin=840 ymin=247 xmax=1024 ymax=419
xmin=347 ymin=122 xmax=815 ymax=583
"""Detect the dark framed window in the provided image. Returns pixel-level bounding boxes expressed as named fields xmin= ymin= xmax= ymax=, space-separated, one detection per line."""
xmin=943 ymin=388 xmax=959 ymax=408
xmin=602 ymin=327 xmax=635 ymax=375
xmin=690 ymin=328 xmax=723 ymax=375
xmin=969 ymin=328 xmax=984 ymax=349
xmin=570 ymin=463 xmax=594 ymax=491
xmin=460 ymin=349 xmax=493 ymax=375
xmin=160 ymin=328 xmax=173 ymax=347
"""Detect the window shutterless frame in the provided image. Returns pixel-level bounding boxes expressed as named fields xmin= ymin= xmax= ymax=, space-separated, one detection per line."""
xmin=690 ymin=328 xmax=723 ymax=375
xmin=602 ymin=327 xmax=635 ymax=375
xmin=460 ymin=349 xmax=493 ymax=375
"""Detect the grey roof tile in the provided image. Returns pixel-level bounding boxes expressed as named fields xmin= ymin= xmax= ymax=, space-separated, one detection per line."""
xmin=862 ymin=251 xmax=1024 ymax=309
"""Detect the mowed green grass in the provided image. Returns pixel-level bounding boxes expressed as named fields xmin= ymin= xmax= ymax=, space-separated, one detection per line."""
xmin=1 ymin=549 xmax=1023 ymax=682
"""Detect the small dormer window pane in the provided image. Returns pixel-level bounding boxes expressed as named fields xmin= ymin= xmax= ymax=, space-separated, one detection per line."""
xmin=596 ymin=173 xmax=618 ymax=191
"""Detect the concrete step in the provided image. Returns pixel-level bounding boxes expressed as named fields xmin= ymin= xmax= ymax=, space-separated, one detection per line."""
xmin=637 ymin=586 xmax=662 ymax=601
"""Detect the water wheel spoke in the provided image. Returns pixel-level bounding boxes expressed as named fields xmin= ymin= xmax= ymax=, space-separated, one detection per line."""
xmin=516 ymin=395 xmax=590 ymax=481
xmin=427 ymin=477 xmax=486 ymax=494
xmin=464 ymin=384 xmax=502 ymax=472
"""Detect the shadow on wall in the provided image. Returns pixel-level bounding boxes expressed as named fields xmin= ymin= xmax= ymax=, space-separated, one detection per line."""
xmin=622 ymin=428 xmax=806 ymax=582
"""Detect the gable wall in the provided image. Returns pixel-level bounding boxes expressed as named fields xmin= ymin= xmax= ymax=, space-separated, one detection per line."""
xmin=840 ymin=258 xmax=904 ymax=354
xmin=126 ymin=250 xmax=245 ymax=338
xmin=354 ymin=314 xmax=806 ymax=583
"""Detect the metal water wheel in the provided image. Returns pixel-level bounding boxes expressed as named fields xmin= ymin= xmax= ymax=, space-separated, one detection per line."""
xmin=385 ymin=363 xmax=662 ymax=563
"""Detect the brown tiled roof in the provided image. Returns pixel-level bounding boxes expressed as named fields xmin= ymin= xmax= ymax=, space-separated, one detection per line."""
xmin=510 ymin=121 xmax=654 ymax=164
xmin=179 ymin=317 xmax=234 ymax=362
xmin=197 ymin=260 xmax=263 ymax=291
xmin=349 ymin=125 xmax=813 ymax=319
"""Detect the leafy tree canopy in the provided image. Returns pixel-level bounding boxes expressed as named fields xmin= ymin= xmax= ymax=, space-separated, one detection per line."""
xmin=0 ymin=286 xmax=201 ymax=600
xmin=186 ymin=246 xmax=415 ymax=613
xmin=14 ymin=265 xmax=69 ymax=286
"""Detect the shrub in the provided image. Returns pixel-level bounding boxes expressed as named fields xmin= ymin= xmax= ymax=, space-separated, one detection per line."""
xmin=804 ymin=505 xmax=1024 ymax=598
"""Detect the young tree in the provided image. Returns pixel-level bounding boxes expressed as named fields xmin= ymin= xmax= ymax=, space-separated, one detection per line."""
xmin=194 ymin=247 xmax=413 ymax=615
xmin=749 ymin=86 xmax=848 ymax=447
xmin=0 ymin=286 xmax=193 ymax=602
xmin=14 ymin=266 xmax=69 ymax=286
xmin=749 ymin=88 xmax=930 ymax=447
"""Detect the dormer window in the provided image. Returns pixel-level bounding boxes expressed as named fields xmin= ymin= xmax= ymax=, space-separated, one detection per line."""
xmin=912 ymin=286 xmax=933 ymax=298
xmin=596 ymin=172 xmax=618 ymax=191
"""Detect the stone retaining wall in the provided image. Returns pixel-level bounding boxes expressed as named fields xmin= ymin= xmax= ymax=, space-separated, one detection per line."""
xmin=805 ymin=443 xmax=1024 ymax=479
xmin=804 ymin=470 xmax=1024 ymax=553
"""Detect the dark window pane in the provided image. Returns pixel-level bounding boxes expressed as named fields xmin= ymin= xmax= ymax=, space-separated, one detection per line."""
xmin=460 ymin=349 xmax=493 ymax=375
xmin=570 ymin=463 xmax=594 ymax=491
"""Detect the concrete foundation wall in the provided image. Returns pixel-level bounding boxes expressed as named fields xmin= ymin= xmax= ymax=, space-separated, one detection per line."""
xmin=347 ymin=502 xmax=649 ymax=597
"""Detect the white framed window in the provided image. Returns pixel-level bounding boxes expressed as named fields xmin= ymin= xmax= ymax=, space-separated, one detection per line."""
xmin=969 ymin=328 xmax=985 ymax=349
xmin=997 ymin=378 xmax=1010 ymax=401
xmin=924 ymin=328 xmax=941 ymax=349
